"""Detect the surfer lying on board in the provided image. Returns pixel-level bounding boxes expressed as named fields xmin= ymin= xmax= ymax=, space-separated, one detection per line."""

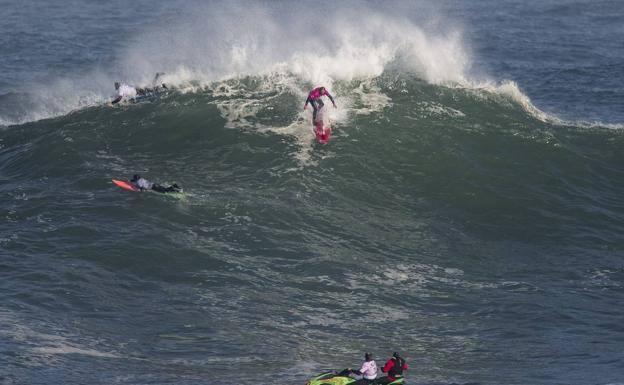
xmin=131 ymin=174 xmax=181 ymax=193
xmin=111 ymin=73 xmax=168 ymax=104
xmin=304 ymin=86 xmax=336 ymax=122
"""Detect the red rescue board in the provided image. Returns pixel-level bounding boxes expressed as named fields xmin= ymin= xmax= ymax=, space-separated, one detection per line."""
xmin=112 ymin=179 xmax=140 ymax=192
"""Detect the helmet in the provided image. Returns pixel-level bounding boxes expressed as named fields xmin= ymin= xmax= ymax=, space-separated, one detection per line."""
xmin=132 ymin=174 xmax=140 ymax=181
xmin=393 ymin=352 xmax=400 ymax=359
xmin=365 ymin=352 xmax=373 ymax=361
xmin=114 ymin=82 xmax=120 ymax=89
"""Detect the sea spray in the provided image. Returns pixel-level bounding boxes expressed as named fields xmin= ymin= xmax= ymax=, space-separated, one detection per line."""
xmin=1 ymin=1 xmax=473 ymax=126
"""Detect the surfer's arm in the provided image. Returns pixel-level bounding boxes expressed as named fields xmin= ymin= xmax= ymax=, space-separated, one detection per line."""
xmin=304 ymin=96 xmax=311 ymax=109
xmin=326 ymin=92 xmax=336 ymax=107
xmin=111 ymin=95 xmax=122 ymax=104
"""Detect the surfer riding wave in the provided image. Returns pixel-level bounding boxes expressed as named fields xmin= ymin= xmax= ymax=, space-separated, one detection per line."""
xmin=304 ymin=86 xmax=336 ymax=122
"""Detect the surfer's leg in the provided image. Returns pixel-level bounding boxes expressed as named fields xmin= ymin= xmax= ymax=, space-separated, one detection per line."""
xmin=310 ymin=100 xmax=319 ymax=121
xmin=315 ymin=100 xmax=325 ymax=122
xmin=151 ymin=184 xmax=169 ymax=193
xmin=152 ymin=184 xmax=180 ymax=193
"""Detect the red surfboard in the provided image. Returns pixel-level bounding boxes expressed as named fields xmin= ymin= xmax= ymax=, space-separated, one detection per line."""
xmin=112 ymin=179 xmax=140 ymax=192
xmin=314 ymin=120 xmax=332 ymax=144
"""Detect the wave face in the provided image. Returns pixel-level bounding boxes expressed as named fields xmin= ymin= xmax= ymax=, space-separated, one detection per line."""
xmin=2 ymin=1 xmax=624 ymax=385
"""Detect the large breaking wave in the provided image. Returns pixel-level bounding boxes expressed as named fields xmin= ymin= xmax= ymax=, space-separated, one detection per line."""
xmin=0 ymin=0 xmax=580 ymax=129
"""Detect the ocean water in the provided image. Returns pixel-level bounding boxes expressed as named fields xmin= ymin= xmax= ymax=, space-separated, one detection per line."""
xmin=1 ymin=1 xmax=624 ymax=384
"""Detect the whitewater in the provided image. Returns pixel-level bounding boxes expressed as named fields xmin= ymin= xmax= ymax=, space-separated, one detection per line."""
xmin=1 ymin=0 xmax=586 ymax=128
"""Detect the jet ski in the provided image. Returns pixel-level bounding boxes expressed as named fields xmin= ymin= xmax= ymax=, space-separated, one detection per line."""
xmin=306 ymin=369 xmax=404 ymax=385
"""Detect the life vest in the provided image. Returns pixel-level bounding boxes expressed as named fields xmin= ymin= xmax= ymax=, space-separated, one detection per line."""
xmin=388 ymin=357 xmax=404 ymax=377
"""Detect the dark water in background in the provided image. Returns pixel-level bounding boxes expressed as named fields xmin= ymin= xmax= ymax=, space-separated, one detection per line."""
xmin=1 ymin=1 xmax=624 ymax=384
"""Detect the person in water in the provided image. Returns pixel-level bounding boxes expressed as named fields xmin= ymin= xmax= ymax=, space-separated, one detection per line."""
xmin=304 ymin=86 xmax=336 ymax=122
xmin=344 ymin=352 xmax=378 ymax=385
xmin=130 ymin=174 xmax=181 ymax=193
xmin=379 ymin=352 xmax=408 ymax=384
xmin=111 ymin=82 xmax=137 ymax=104
xmin=111 ymin=73 xmax=168 ymax=104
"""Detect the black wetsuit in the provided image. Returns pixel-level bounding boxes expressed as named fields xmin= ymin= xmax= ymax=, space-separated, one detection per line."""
xmin=131 ymin=177 xmax=180 ymax=194
xmin=136 ymin=84 xmax=167 ymax=97
xmin=151 ymin=184 xmax=179 ymax=193
xmin=308 ymin=98 xmax=324 ymax=122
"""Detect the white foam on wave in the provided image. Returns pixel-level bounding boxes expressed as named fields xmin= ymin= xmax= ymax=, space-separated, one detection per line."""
xmin=350 ymin=80 xmax=393 ymax=116
xmin=4 ymin=0 xmax=621 ymax=131
xmin=1 ymin=1 xmax=467 ymax=126
xmin=447 ymin=78 xmax=624 ymax=129
xmin=122 ymin=1 xmax=470 ymax=88
xmin=458 ymin=79 xmax=562 ymax=123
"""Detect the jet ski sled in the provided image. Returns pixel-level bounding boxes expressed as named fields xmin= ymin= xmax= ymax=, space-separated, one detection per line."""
xmin=306 ymin=369 xmax=404 ymax=385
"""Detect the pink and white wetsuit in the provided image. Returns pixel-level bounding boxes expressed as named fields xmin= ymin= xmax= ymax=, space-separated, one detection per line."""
xmin=305 ymin=87 xmax=336 ymax=121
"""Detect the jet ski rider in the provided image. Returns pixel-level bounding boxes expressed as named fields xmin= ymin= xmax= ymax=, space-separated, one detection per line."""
xmin=379 ymin=352 xmax=408 ymax=384
xmin=346 ymin=352 xmax=378 ymax=385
